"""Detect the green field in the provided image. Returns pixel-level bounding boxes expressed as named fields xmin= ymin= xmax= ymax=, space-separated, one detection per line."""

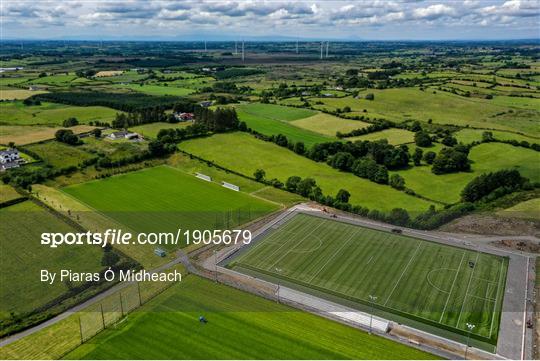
xmin=114 ymin=84 xmax=195 ymax=96
xmin=290 ymin=113 xmax=370 ymax=136
xmin=235 ymin=103 xmax=330 ymax=147
xmin=392 ymin=143 xmax=540 ymax=204
xmin=497 ymin=198 xmax=540 ymax=220
xmin=239 ymin=103 xmax=317 ymax=121
xmin=310 ymin=89 xmax=540 ymax=136
xmin=348 ymin=128 xmax=415 ymax=145
xmin=0 ymin=184 xmax=23 ymax=204
xmin=0 ymin=201 xmax=104 ymax=317
xmin=65 ymin=275 xmax=435 ymax=360
xmin=0 ymin=101 xmax=119 ymax=126
xmin=179 ymin=132 xmax=435 ymax=214
xmin=231 ymin=213 xmax=507 ymax=345
xmin=63 ymin=166 xmax=278 ymax=247
xmin=25 ymin=141 xmax=96 ymax=168
xmin=129 ymin=122 xmax=192 ymax=139
xmin=454 ymin=128 xmax=539 ymax=145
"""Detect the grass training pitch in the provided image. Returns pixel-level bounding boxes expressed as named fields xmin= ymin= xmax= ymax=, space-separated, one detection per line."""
xmin=179 ymin=132 xmax=435 ymax=214
xmin=63 ymin=166 xmax=278 ymax=248
xmin=64 ymin=276 xmax=436 ymax=360
xmin=230 ymin=213 xmax=507 ymax=344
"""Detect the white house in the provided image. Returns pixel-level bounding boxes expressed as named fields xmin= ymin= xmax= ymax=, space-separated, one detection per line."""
xmin=0 ymin=149 xmax=23 ymax=171
xmin=108 ymin=131 xmax=141 ymax=140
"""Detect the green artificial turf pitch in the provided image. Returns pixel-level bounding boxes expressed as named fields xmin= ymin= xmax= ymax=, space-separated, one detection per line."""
xmin=65 ymin=276 xmax=436 ymax=360
xmin=62 ymin=166 xmax=278 ymax=248
xmin=231 ymin=213 xmax=507 ymax=343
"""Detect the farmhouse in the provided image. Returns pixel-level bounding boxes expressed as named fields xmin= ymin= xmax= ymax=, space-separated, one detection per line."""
xmin=0 ymin=148 xmax=24 ymax=171
xmin=108 ymin=131 xmax=141 ymax=140
xmin=28 ymin=85 xmax=47 ymax=91
xmin=174 ymin=112 xmax=194 ymax=122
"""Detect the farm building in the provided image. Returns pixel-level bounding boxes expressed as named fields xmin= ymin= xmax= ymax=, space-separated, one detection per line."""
xmin=0 ymin=149 xmax=24 ymax=171
xmin=174 ymin=112 xmax=194 ymax=122
xmin=199 ymin=101 xmax=213 ymax=107
xmin=108 ymin=131 xmax=141 ymax=140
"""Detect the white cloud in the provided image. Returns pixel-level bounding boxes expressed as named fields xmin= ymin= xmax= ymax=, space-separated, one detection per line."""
xmin=2 ymin=0 xmax=539 ymax=39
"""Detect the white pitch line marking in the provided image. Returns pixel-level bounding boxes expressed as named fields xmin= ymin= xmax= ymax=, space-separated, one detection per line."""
xmin=384 ymin=242 xmax=422 ymax=306
xmin=306 ymin=229 xmax=358 ymax=284
xmin=439 ymin=251 xmax=466 ymax=323
xmin=456 ymin=252 xmax=480 ymax=328
xmin=489 ymin=258 xmax=504 ymax=339
xmin=267 ymin=220 xmax=325 ymax=270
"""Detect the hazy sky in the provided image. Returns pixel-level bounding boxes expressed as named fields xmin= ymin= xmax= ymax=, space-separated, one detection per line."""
xmin=2 ymin=0 xmax=540 ymax=41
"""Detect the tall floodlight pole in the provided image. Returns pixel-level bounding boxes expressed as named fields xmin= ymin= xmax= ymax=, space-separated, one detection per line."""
xmin=368 ymin=295 xmax=377 ymax=334
xmin=213 ymin=249 xmax=217 ymax=282
xmin=464 ymin=323 xmax=475 ymax=359
xmin=326 ymin=41 xmax=329 ymax=58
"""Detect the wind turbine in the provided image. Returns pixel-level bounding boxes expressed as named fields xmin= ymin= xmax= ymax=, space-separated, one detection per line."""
xmin=296 ymin=40 xmax=298 ymax=54
xmin=327 ymin=41 xmax=331 ymax=58
xmin=204 ymin=40 xmax=207 ymax=52
xmin=320 ymin=41 xmax=323 ymax=60
xmin=235 ymin=40 xmax=238 ymax=55
xmin=242 ymin=40 xmax=245 ymax=62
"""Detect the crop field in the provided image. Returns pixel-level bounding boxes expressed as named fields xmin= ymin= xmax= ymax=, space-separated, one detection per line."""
xmin=309 ymin=89 xmax=540 ymax=136
xmin=0 ymin=201 xmax=104 ymax=317
xmin=0 ymin=125 xmax=96 ymax=145
xmin=392 ymin=143 xmax=540 ymax=204
xmin=129 ymin=121 xmax=192 ymax=138
xmin=64 ymin=275 xmax=435 ymax=360
xmin=230 ymin=213 xmax=507 ymax=345
xmin=0 ymin=89 xmax=48 ymax=100
xmin=290 ymin=113 xmax=370 ymax=136
xmin=236 ymin=108 xmax=332 ymax=147
xmin=179 ymin=132 xmax=435 ymax=214
xmin=0 ymin=101 xmax=119 ymax=125
xmin=25 ymin=141 xmax=96 ymax=168
xmin=347 ymin=128 xmax=415 ymax=145
xmin=62 ymin=166 xmax=278 ymax=247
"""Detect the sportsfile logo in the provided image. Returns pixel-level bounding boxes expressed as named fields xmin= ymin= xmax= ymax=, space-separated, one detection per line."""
xmin=40 ymin=229 xmax=252 ymax=248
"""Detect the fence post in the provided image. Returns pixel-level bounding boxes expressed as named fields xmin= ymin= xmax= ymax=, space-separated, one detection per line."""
xmin=119 ymin=292 xmax=124 ymax=316
xmin=78 ymin=316 xmax=84 ymax=344
xmin=100 ymin=304 xmax=105 ymax=330
xmin=137 ymin=281 xmax=142 ymax=306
